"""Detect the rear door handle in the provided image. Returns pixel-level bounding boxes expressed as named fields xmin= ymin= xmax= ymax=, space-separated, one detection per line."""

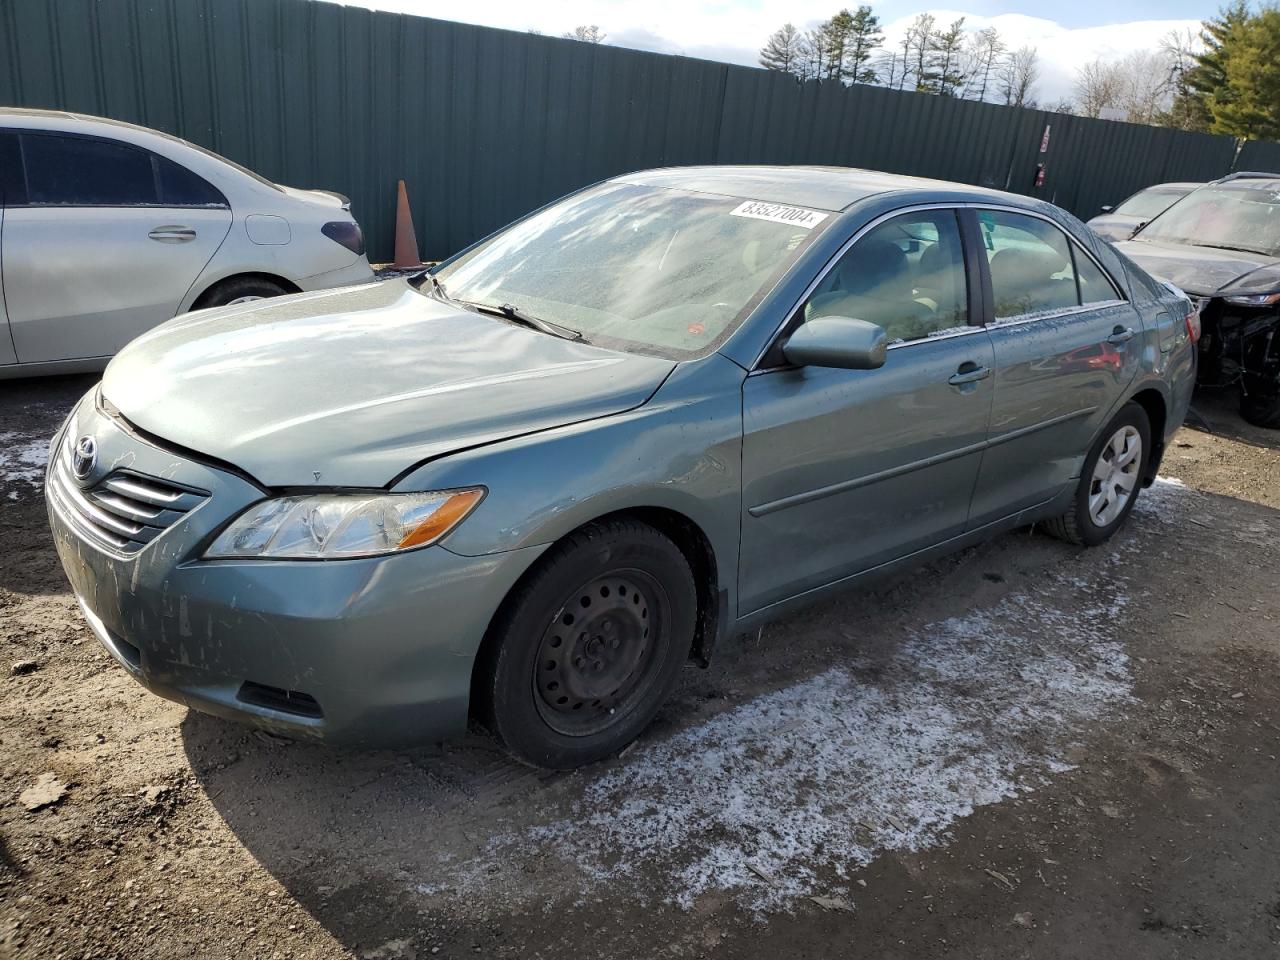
xmin=148 ymin=226 xmax=197 ymax=243
xmin=1106 ymin=326 xmax=1136 ymax=345
xmin=948 ymin=363 xmax=991 ymax=386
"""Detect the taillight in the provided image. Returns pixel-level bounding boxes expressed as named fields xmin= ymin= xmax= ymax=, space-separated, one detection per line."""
xmin=321 ymin=220 xmax=365 ymax=256
xmin=1185 ymin=301 xmax=1202 ymax=344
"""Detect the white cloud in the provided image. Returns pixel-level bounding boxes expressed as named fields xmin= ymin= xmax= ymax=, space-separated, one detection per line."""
xmin=339 ymin=1 xmax=1200 ymax=103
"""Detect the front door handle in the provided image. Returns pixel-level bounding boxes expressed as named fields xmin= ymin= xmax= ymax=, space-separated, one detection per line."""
xmin=148 ymin=225 xmax=197 ymax=243
xmin=948 ymin=362 xmax=991 ymax=386
xmin=1106 ymin=326 xmax=1136 ymax=345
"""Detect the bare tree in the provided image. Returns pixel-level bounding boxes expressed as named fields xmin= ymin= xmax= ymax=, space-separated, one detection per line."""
xmin=563 ymin=25 xmax=605 ymax=43
xmin=1161 ymin=27 xmax=1204 ymax=129
xmin=1075 ymin=58 xmax=1125 ymax=117
xmin=796 ymin=27 xmax=828 ymax=81
xmin=759 ymin=23 xmax=804 ymax=74
xmin=1075 ymin=51 xmax=1177 ymax=122
xmin=961 ymin=27 xmax=1006 ymax=101
xmin=1118 ymin=49 xmax=1178 ymax=124
xmin=998 ymin=45 xmax=1040 ymax=107
xmin=899 ymin=13 xmax=936 ymax=92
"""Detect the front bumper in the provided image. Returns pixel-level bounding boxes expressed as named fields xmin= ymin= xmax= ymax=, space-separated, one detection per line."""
xmin=47 ymin=392 xmax=543 ymax=747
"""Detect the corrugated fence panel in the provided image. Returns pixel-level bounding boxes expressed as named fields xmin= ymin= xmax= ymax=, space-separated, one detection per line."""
xmin=3 ymin=0 xmax=1280 ymax=261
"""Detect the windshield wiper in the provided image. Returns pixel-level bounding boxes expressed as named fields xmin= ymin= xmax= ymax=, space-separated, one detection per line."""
xmin=463 ymin=301 xmax=584 ymax=342
xmin=410 ymin=269 xmax=452 ymax=302
xmin=1189 ymin=241 xmax=1269 ymax=256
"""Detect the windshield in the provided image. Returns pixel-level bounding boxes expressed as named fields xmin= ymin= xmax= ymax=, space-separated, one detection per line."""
xmin=1114 ymin=187 xmax=1189 ymax=219
xmin=1138 ymin=183 xmax=1280 ymax=255
xmin=432 ymin=182 xmax=828 ymax=358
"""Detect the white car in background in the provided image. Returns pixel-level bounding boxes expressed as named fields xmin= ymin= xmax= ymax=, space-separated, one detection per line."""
xmin=0 ymin=109 xmax=374 ymax=378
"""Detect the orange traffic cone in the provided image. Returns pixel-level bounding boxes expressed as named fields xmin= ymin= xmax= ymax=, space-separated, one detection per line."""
xmin=393 ymin=179 xmax=422 ymax=269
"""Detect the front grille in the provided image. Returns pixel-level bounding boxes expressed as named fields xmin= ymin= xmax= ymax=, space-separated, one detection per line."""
xmin=48 ymin=437 xmax=208 ymax=555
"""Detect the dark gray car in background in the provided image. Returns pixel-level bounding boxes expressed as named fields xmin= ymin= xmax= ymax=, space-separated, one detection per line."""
xmin=1118 ymin=173 xmax=1280 ymax=426
xmin=47 ymin=166 xmax=1198 ymax=769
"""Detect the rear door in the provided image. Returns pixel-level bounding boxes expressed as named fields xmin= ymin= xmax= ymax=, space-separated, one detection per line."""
xmin=2 ymin=131 xmax=232 ymax=363
xmin=966 ymin=207 xmax=1142 ymax=527
xmin=738 ymin=207 xmax=996 ymax=614
xmin=0 ymin=132 xmax=18 ymax=365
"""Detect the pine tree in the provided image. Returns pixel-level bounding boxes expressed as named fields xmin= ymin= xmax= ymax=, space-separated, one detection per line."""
xmin=923 ymin=17 xmax=968 ymax=96
xmin=759 ymin=23 xmax=804 ymax=74
xmin=844 ymin=6 xmax=884 ymax=84
xmin=1181 ymin=1 xmax=1280 ymax=138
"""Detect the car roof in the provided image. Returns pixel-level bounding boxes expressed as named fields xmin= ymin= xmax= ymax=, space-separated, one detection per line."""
xmin=1138 ymin=182 xmax=1201 ymax=191
xmin=616 ymin=165 xmax=1018 ymax=212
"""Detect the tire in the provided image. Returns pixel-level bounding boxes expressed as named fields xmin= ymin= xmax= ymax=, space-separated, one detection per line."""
xmin=1239 ymin=387 xmax=1280 ymax=429
xmin=196 ymin=276 xmax=291 ymax=309
xmin=1044 ymin=402 xmax=1152 ymax=547
xmin=478 ymin=519 xmax=696 ymax=769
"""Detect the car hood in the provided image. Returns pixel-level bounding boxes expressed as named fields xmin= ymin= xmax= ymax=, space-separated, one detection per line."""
xmin=1115 ymin=238 xmax=1276 ymax=296
xmin=102 ymin=280 xmax=675 ymax=487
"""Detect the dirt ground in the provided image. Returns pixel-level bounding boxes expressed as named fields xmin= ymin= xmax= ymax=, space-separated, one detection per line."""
xmin=1 ymin=375 xmax=1278 ymax=960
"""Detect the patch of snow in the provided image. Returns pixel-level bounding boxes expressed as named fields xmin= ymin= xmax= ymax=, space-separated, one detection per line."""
xmin=0 ymin=432 xmax=50 ymax=489
xmin=415 ymin=476 xmax=1194 ymax=915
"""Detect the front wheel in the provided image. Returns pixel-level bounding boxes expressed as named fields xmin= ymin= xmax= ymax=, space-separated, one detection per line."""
xmin=1044 ymin=402 xmax=1151 ymax=546
xmin=478 ymin=520 xmax=696 ymax=769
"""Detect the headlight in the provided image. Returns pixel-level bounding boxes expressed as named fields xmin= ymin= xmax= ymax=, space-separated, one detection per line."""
xmin=204 ymin=488 xmax=484 ymax=559
xmin=1223 ymin=292 xmax=1280 ymax=307
xmin=1219 ymin=264 xmax=1280 ymax=306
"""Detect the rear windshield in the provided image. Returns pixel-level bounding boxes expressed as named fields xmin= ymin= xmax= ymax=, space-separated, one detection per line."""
xmin=1139 ymin=183 xmax=1280 ymax=256
xmin=433 ymin=182 xmax=830 ymax=359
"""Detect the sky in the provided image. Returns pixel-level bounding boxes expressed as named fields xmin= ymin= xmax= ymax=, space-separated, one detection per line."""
xmin=337 ymin=1 xmax=1216 ymax=103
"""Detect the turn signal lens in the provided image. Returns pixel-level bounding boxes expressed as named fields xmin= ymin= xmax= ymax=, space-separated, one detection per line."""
xmin=205 ymin=488 xmax=485 ymax=560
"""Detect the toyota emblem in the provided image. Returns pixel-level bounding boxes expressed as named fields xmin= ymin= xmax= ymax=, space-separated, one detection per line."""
xmin=71 ymin=435 xmax=97 ymax=481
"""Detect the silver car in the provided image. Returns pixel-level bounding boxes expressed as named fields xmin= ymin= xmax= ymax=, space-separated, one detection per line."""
xmin=1087 ymin=181 xmax=1199 ymax=242
xmin=47 ymin=166 xmax=1198 ymax=769
xmin=0 ymin=109 xmax=373 ymax=378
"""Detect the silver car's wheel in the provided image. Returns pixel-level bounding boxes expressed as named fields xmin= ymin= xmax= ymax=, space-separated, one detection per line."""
xmin=226 ymin=294 xmax=266 ymax=306
xmin=1044 ymin=401 xmax=1151 ymax=547
xmin=1087 ymin=425 xmax=1142 ymax=527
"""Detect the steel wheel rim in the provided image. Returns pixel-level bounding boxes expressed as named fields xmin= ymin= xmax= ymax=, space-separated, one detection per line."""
xmin=226 ymin=295 xmax=266 ymax=305
xmin=1088 ymin=424 xmax=1142 ymax=527
xmin=532 ymin=570 xmax=670 ymax=737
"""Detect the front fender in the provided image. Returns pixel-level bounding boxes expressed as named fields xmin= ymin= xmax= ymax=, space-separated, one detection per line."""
xmin=393 ymin=353 xmax=747 ymax=606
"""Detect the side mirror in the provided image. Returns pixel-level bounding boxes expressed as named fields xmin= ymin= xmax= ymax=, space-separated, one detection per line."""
xmin=1100 ymin=204 xmax=1114 ymax=213
xmin=782 ymin=316 xmax=887 ymax=370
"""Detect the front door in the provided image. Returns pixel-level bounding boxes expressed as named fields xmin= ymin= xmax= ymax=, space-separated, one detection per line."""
xmin=966 ymin=208 xmax=1143 ymax=526
xmin=2 ymin=131 xmax=232 ymax=363
xmin=739 ymin=208 xmax=995 ymax=614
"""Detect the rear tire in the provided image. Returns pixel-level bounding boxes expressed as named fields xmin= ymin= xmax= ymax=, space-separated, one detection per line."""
xmin=1239 ymin=386 xmax=1280 ymax=429
xmin=195 ymin=276 xmax=291 ymax=309
xmin=1045 ymin=402 xmax=1151 ymax=547
xmin=478 ymin=520 xmax=696 ymax=770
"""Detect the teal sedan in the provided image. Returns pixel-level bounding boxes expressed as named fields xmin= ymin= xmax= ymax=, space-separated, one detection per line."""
xmin=46 ymin=166 xmax=1198 ymax=768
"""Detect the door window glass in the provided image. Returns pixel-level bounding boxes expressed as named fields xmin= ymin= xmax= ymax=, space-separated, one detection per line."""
xmin=0 ymin=133 xmax=23 ymax=204
xmin=1073 ymin=247 xmax=1121 ymax=304
xmin=22 ymin=134 xmax=158 ymax=206
xmin=979 ymin=210 xmax=1079 ymax=319
xmin=805 ymin=210 xmax=968 ymax=343
xmin=155 ymin=156 xmax=226 ymax=207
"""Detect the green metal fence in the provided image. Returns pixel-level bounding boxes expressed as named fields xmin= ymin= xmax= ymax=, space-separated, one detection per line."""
xmin=1 ymin=0 xmax=1274 ymax=261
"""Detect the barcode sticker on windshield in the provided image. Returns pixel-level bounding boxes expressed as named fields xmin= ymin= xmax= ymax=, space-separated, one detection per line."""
xmin=730 ymin=200 xmax=829 ymax=229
